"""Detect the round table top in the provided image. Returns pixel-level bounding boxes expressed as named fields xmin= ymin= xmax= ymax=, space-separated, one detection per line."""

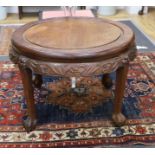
xmin=24 ymin=19 xmax=121 ymax=49
xmin=12 ymin=17 xmax=135 ymax=63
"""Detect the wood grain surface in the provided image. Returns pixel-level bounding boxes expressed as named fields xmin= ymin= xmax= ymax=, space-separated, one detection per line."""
xmin=12 ymin=17 xmax=135 ymax=63
xmin=24 ymin=18 xmax=121 ymax=49
xmin=10 ymin=16 xmax=137 ymax=132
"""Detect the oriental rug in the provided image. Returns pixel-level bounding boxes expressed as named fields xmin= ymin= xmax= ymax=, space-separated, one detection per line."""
xmin=0 ymin=52 xmax=155 ymax=147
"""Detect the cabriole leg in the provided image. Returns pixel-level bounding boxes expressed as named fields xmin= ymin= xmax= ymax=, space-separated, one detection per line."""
xmin=19 ymin=65 xmax=37 ymax=132
xmin=112 ymin=64 xmax=129 ymax=126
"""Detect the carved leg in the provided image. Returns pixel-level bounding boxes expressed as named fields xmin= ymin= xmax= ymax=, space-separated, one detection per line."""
xmin=102 ymin=74 xmax=113 ymax=89
xmin=112 ymin=64 xmax=129 ymax=126
xmin=33 ymin=74 xmax=43 ymax=88
xmin=19 ymin=65 xmax=37 ymax=132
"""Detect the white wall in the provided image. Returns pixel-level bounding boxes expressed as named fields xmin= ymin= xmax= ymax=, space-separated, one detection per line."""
xmin=86 ymin=6 xmax=125 ymax=10
xmin=88 ymin=6 xmax=148 ymax=14
xmin=6 ymin=6 xmax=18 ymax=13
xmin=125 ymin=6 xmax=142 ymax=14
xmin=6 ymin=6 xmax=149 ymax=14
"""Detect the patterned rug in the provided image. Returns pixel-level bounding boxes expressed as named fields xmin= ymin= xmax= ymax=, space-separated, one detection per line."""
xmin=0 ymin=52 xmax=155 ymax=147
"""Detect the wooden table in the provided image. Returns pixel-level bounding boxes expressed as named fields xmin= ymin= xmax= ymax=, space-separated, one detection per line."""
xmin=10 ymin=17 xmax=137 ymax=132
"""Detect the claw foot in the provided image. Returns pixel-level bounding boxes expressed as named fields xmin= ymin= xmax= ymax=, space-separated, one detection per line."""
xmin=22 ymin=116 xmax=37 ymax=133
xmin=112 ymin=113 xmax=126 ymax=126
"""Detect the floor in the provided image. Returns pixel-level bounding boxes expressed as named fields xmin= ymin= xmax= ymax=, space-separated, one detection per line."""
xmin=99 ymin=8 xmax=155 ymax=42
xmin=0 ymin=8 xmax=155 ymax=42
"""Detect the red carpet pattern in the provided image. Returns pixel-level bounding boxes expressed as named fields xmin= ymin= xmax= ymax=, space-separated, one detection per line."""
xmin=0 ymin=52 xmax=155 ymax=147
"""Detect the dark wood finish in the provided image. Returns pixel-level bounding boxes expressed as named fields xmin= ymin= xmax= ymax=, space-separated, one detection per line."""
xmin=10 ymin=17 xmax=137 ymax=132
xmin=33 ymin=74 xmax=43 ymax=88
xmin=18 ymin=6 xmax=40 ymax=20
xmin=112 ymin=63 xmax=129 ymax=126
xmin=18 ymin=65 xmax=37 ymax=132
xmin=18 ymin=6 xmax=23 ymax=19
xmin=102 ymin=74 xmax=113 ymax=89
xmin=10 ymin=47 xmax=136 ymax=77
xmin=12 ymin=17 xmax=135 ymax=63
xmin=138 ymin=6 xmax=145 ymax=15
xmin=80 ymin=6 xmax=86 ymax=10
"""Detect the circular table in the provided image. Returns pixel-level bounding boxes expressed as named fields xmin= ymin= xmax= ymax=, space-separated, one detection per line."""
xmin=10 ymin=17 xmax=137 ymax=132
